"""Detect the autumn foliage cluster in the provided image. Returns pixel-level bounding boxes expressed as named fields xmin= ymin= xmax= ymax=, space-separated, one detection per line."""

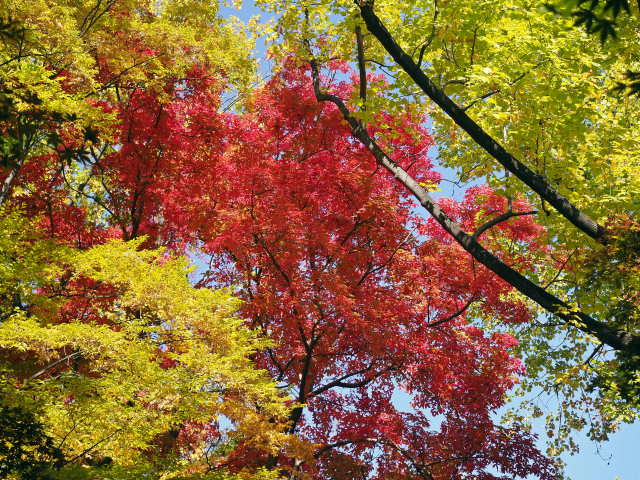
xmin=0 ymin=1 xmax=595 ymax=479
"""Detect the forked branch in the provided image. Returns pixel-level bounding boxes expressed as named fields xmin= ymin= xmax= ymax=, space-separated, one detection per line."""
xmin=426 ymin=295 xmax=476 ymax=327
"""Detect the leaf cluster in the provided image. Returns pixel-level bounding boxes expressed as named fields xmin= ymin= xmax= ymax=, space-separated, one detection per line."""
xmin=0 ymin=210 xmax=300 ymax=478
xmin=0 ymin=402 xmax=64 ymax=480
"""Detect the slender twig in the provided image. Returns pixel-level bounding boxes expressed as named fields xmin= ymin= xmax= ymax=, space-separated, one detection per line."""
xmin=417 ymin=0 xmax=439 ymax=69
xmin=426 ymin=295 xmax=477 ymax=327
xmin=356 ymin=227 xmax=416 ymax=287
xmin=583 ymin=343 xmax=604 ymax=366
xmin=472 ymin=210 xmax=537 ymax=240
xmin=462 ymin=88 xmax=500 ymax=112
xmin=28 ymin=352 xmax=82 ymax=382
xmin=543 ymin=249 xmax=577 ymax=291
xmin=441 ymin=79 xmax=466 ymax=91
xmin=62 ymin=429 xmax=122 ymax=466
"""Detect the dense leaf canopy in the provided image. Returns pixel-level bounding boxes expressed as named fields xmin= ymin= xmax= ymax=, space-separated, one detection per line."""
xmin=257 ymin=0 xmax=640 ymax=463
xmin=0 ymin=0 xmax=639 ymax=478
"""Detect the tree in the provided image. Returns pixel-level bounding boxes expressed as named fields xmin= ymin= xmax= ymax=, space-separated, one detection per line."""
xmin=0 ymin=209 xmax=306 ymax=478
xmin=0 ymin=0 xmax=311 ymax=477
xmin=188 ymin=63 xmax=559 ymax=479
xmin=258 ymin=0 xmax=640 ymax=461
xmin=32 ymin=51 xmax=559 ymax=476
xmin=2 ymin=0 xmax=610 ymax=477
xmin=0 ymin=0 xmax=257 ymax=206
xmin=2 ymin=11 xmax=560 ymax=474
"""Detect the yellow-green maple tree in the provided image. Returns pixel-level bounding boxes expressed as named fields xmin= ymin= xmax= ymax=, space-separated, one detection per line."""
xmin=0 ymin=209 xmax=311 ymax=478
xmin=0 ymin=6 xmax=311 ymax=475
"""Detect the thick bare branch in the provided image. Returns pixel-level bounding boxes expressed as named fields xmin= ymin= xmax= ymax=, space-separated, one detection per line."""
xmin=355 ymin=24 xmax=367 ymax=103
xmin=357 ymin=3 xmax=606 ymax=242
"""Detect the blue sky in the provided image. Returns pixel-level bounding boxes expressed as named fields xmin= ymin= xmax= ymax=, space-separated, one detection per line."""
xmin=217 ymin=1 xmax=640 ymax=478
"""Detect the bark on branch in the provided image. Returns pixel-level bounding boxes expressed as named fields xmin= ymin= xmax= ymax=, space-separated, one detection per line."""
xmin=0 ymin=157 xmax=25 ymax=209
xmin=356 ymin=2 xmax=606 ymax=242
xmin=28 ymin=351 xmax=82 ymax=382
xmin=355 ymin=24 xmax=367 ymax=103
xmin=426 ymin=295 xmax=476 ymax=327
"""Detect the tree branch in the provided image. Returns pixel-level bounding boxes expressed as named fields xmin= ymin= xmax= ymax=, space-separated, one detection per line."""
xmin=308 ymin=363 xmax=380 ymax=398
xmin=28 ymin=351 xmax=82 ymax=382
xmin=356 ymin=226 xmax=415 ymax=287
xmin=357 ymin=2 xmax=606 ymax=241
xmin=314 ymin=438 xmax=379 ymax=459
xmin=416 ymin=0 xmax=439 ymax=69
xmin=472 ymin=210 xmax=537 ymax=240
xmin=62 ymin=428 xmax=122 ymax=467
xmin=462 ymin=88 xmax=500 ymax=112
xmin=463 ymin=60 xmax=550 ymax=112
xmin=426 ymin=295 xmax=476 ymax=327
xmin=0 ymin=157 xmax=25 ymax=208
xmin=355 ymin=24 xmax=367 ymax=104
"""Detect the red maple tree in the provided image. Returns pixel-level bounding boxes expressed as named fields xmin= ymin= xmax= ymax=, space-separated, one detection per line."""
xmin=5 ymin=55 xmax=557 ymax=479
xmin=185 ymin=65 xmax=555 ymax=479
